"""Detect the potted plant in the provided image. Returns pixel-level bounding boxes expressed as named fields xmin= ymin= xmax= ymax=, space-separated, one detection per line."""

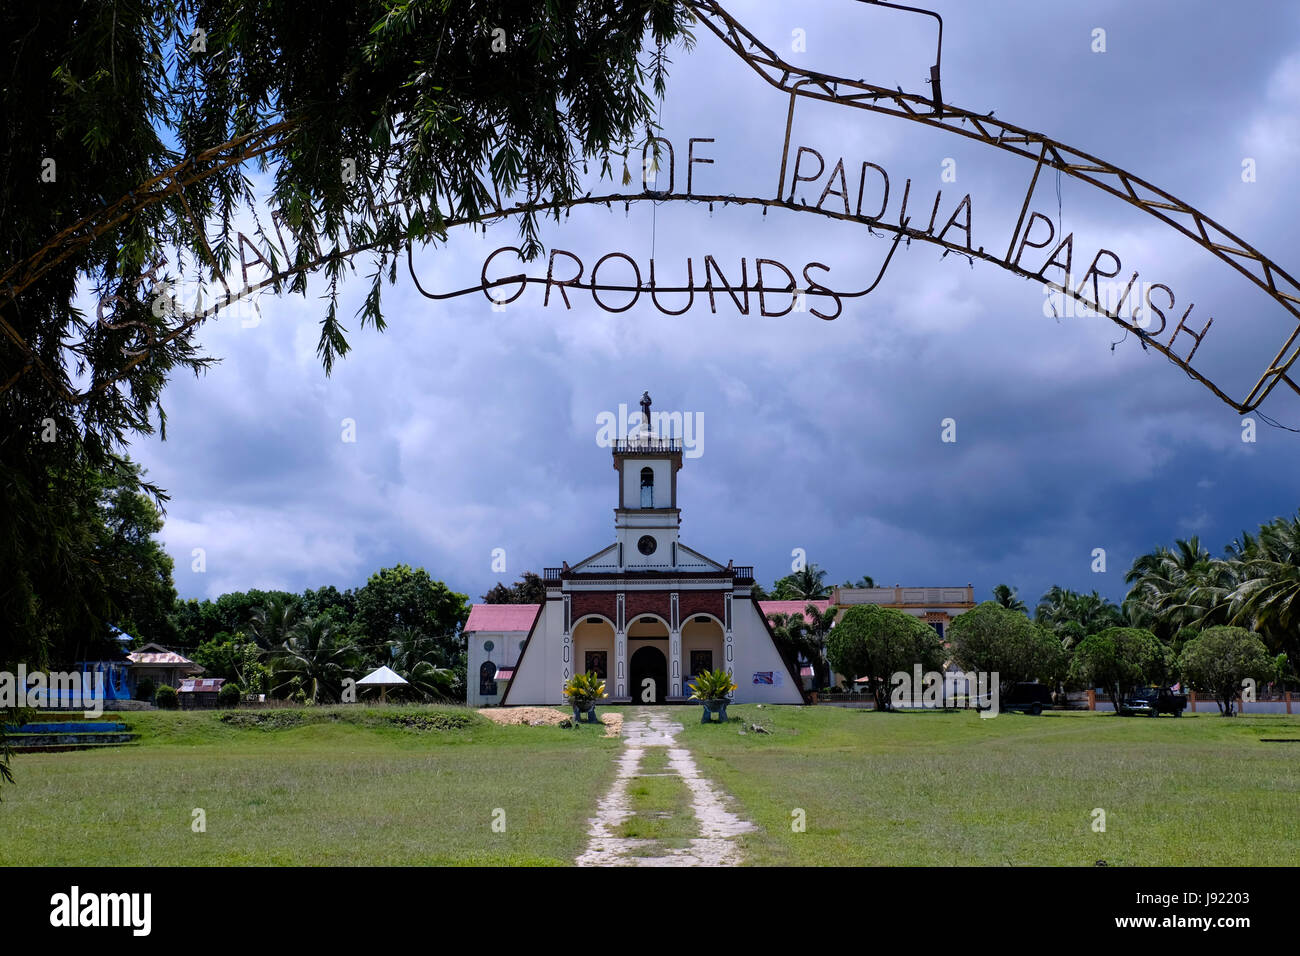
xmin=563 ymin=671 xmax=607 ymax=724
xmin=688 ymin=668 xmax=737 ymax=723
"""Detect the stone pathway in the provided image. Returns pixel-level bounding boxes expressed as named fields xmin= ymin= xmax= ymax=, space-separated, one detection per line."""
xmin=575 ymin=708 xmax=755 ymax=866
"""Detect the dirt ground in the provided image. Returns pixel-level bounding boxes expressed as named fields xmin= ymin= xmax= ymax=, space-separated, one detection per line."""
xmin=479 ymin=706 xmax=622 ymax=738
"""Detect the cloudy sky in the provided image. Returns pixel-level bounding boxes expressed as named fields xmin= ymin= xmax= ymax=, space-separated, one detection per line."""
xmin=128 ymin=0 xmax=1300 ymax=610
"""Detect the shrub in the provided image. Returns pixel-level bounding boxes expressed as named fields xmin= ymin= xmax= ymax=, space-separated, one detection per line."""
xmin=390 ymin=712 xmax=475 ymax=731
xmin=217 ymin=683 xmax=241 ymax=708
xmin=1178 ymin=626 xmax=1278 ymax=717
xmin=947 ymin=601 xmax=1062 ymax=695
xmin=134 ymin=677 xmax=155 ymax=702
xmin=687 ymin=668 xmax=737 ymax=701
xmin=563 ymin=671 xmax=607 ymax=706
xmin=1068 ymin=627 xmax=1169 ymax=711
xmin=155 ymin=684 xmax=178 ymax=709
xmin=826 ymin=604 xmax=945 ymax=710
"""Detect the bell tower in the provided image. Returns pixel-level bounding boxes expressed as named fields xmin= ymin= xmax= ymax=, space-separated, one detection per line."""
xmin=612 ymin=391 xmax=683 ymax=569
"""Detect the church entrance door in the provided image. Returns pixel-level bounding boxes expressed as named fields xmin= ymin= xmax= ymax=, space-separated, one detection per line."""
xmin=629 ymin=646 xmax=668 ymax=704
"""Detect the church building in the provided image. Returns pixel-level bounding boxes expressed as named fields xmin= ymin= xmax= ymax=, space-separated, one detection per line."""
xmin=472 ymin=393 xmax=806 ymax=707
xmin=466 ymin=393 xmax=979 ymax=708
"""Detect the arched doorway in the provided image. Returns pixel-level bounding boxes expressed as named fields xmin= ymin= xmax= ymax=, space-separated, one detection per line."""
xmin=479 ymin=661 xmax=498 ymax=697
xmin=629 ymin=645 xmax=668 ymax=704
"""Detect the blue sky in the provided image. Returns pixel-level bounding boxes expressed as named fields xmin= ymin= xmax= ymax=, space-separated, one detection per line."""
xmin=128 ymin=0 xmax=1300 ymax=609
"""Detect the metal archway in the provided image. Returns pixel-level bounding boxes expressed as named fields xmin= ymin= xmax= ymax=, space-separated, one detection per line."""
xmin=4 ymin=1 xmax=1297 ymax=417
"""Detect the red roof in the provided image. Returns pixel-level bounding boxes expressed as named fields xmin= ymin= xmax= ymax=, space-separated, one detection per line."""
xmin=127 ymin=643 xmax=204 ymax=672
xmin=465 ymin=604 xmax=540 ymax=633
xmin=759 ymin=600 xmax=831 ymax=620
xmin=178 ymin=678 xmax=225 ymax=693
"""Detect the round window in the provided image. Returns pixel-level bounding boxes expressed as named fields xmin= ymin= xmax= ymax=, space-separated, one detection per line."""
xmin=637 ymin=535 xmax=657 ymax=555
xmin=483 ymin=640 xmax=494 ymax=652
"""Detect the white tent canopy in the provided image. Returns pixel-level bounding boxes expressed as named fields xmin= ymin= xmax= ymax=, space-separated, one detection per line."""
xmin=357 ymin=665 xmax=408 ymax=703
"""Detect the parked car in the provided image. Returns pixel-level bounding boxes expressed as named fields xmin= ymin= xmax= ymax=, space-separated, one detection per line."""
xmin=1119 ymin=686 xmax=1187 ymax=717
xmin=1001 ymin=682 xmax=1053 ymax=715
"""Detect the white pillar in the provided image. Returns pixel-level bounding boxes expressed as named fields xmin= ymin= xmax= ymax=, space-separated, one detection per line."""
xmin=670 ymin=630 xmax=682 ymax=696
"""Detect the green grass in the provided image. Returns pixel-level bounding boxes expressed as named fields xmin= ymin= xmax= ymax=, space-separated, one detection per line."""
xmin=4 ymin=703 xmax=1297 ymax=866
xmin=0 ymin=705 xmax=619 ymax=866
xmin=616 ymin=746 xmax=697 ymax=847
xmin=677 ymin=705 xmax=1300 ymax=866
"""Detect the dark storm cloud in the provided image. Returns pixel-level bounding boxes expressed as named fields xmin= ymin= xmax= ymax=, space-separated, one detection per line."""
xmin=129 ymin=1 xmax=1300 ymax=613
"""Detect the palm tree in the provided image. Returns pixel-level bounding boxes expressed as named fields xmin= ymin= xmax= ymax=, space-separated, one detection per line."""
xmin=249 ymin=595 xmax=302 ymax=657
xmin=800 ymin=602 xmax=838 ymax=688
xmin=272 ymin=616 xmax=358 ymax=703
xmin=786 ymin=564 xmax=829 ymax=600
xmin=840 ymin=575 xmax=876 ymax=588
xmin=387 ymin=625 xmax=457 ymax=700
xmin=1227 ymin=516 xmax=1300 ymax=659
xmin=1036 ymin=586 xmax=1122 ymax=638
xmin=767 ymin=610 xmax=808 ymax=666
xmin=1124 ymin=537 xmax=1234 ymax=639
xmin=768 ymin=603 xmax=837 ymax=689
xmin=991 ymin=584 xmax=1027 ymax=613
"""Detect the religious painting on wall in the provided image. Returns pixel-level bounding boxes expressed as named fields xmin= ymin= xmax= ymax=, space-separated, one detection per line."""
xmin=585 ymin=651 xmax=608 ymax=679
xmin=690 ymin=650 xmax=712 ymax=676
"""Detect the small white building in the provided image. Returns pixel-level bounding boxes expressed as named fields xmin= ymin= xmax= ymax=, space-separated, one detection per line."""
xmin=465 ymin=604 xmax=539 ymax=708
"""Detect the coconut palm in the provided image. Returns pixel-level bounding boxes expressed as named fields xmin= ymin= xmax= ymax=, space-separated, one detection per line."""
xmin=1036 ymin=586 xmax=1123 ymax=639
xmin=768 ymin=603 xmax=837 ymax=689
xmin=991 ymin=584 xmax=1027 ymax=613
xmin=387 ymin=625 xmax=457 ymax=700
xmin=777 ymin=564 xmax=829 ymax=600
xmin=767 ymin=611 xmax=809 ymax=669
xmin=272 ymin=616 xmax=358 ymax=703
xmin=1227 ymin=516 xmax=1300 ymax=659
xmin=800 ymin=602 xmax=839 ymax=688
xmin=249 ymin=595 xmax=302 ymax=657
xmin=1124 ymin=537 xmax=1236 ymax=639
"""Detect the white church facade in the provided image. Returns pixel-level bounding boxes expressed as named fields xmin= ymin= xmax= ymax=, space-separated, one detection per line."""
xmin=471 ymin=393 xmax=805 ymax=707
xmin=465 ymin=394 xmax=978 ymax=708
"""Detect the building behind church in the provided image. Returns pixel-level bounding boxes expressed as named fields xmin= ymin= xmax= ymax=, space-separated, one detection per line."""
xmin=467 ymin=394 xmax=975 ymax=708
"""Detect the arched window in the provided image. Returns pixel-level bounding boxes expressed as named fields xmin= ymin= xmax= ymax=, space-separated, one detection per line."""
xmin=479 ymin=660 xmax=498 ymax=697
xmin=640 ymin=466 xmax=654 ymax=508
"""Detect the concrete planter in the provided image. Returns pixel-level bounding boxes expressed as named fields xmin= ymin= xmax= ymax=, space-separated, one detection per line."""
xmin=699 ymin=698 xmax=730 ymax=723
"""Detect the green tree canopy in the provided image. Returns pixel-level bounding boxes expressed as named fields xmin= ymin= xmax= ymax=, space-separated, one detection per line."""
xmin=482 ymin=571 xmax=547 ymax=604
xmin=355 ymin=564 xmax=468 ymax=670
xmin=1068 ymin=626 xmax=1169 ymax=711
xmin=1 ymin=0 xmax=694 ymax=668
xmin=946 ymin=601 xmax=1060 ymax=694
xmin=1177 ymin=626 xmax=1279 ymax=717
xmin=826 ymin=604 xmax=944 ymax=711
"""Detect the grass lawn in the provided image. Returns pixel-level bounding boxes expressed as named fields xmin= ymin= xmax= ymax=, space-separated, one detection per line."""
xmin=0 ymin=706 xmax=619 ymax=866
xmin=617 ymin=746 xmax=697 ymax=853
xmin=676 ymin=705 xmax=1300 ymax=866
xmin=3 ymin=704 xmax=1297 ymax=866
